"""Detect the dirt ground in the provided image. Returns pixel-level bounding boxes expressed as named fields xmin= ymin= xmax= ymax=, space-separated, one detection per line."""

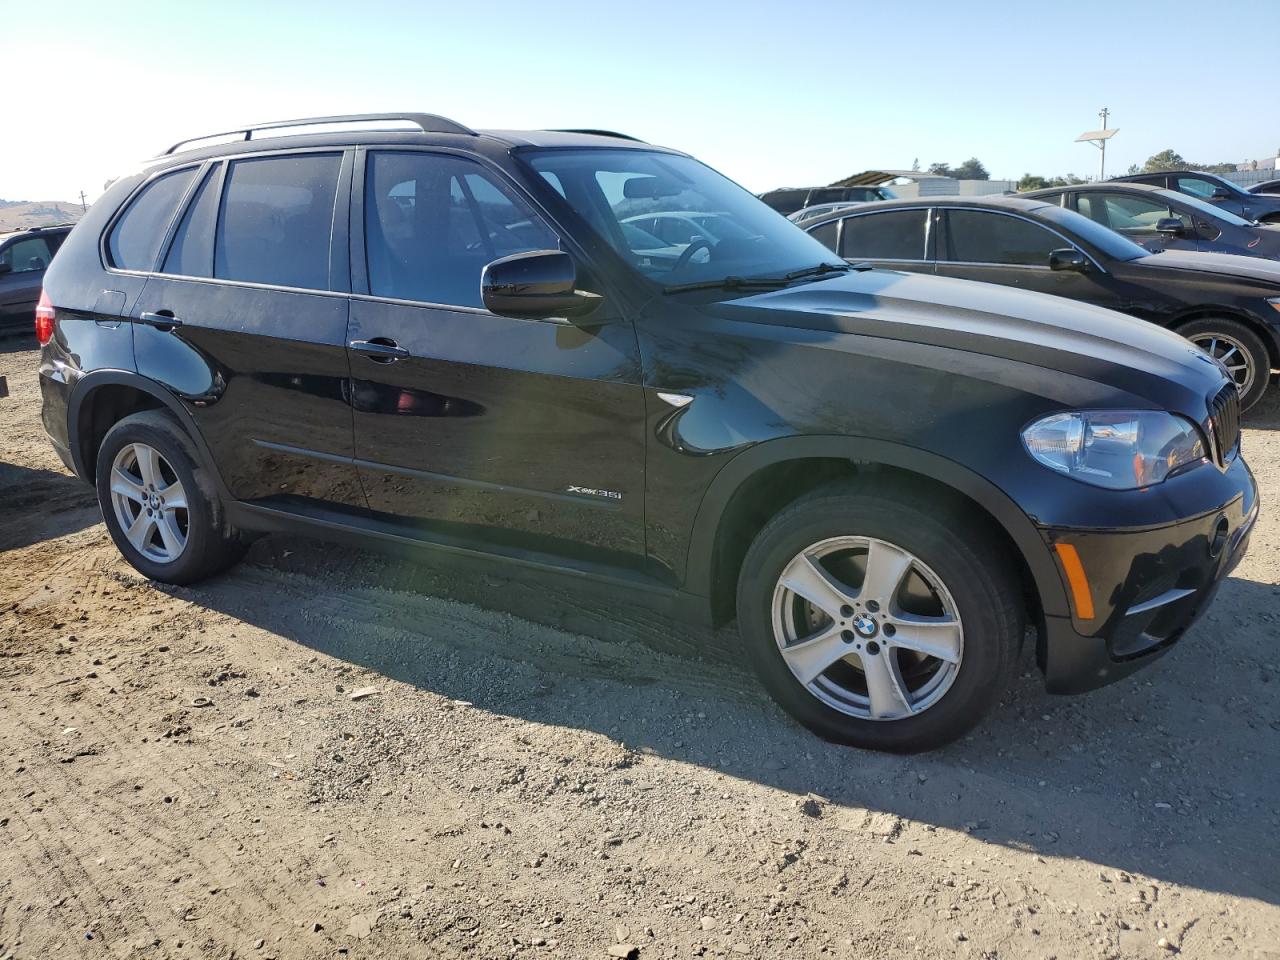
xmin=1 ymin=338 xmax=1278 ymax=960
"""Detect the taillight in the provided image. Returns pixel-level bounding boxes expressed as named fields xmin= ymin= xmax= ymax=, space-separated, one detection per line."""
xmin=35 ymin=289 xmax=55 ymax=344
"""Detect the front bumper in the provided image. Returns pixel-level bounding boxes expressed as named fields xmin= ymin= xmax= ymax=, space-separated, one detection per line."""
xmin=1039 ymin=458 xmax=1259 ymax=694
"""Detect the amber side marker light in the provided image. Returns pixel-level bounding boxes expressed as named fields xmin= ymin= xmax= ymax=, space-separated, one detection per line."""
xmin=1054 ymin=542 xmax=1095 ymax=621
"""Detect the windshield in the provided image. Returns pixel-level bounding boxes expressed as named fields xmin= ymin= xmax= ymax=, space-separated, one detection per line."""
xmin=523 ymin=149 xmax=841 ymax=288
xmin=1160 ymin=189 xmax=1256 ymax=227
xmin=1038 ymin=205 xmax=1150 ymax=261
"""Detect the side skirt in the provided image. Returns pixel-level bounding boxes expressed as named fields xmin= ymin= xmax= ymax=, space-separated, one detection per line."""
xmin=223 ymin=498 xmax=714 ymax=626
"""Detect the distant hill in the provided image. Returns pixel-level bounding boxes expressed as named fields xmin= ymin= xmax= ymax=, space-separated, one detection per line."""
xmin=0 ymin=200 xmax=85 ymax=232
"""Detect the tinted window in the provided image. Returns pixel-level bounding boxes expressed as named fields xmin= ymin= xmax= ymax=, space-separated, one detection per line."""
xmin=215 ymin=154 xmax=341 ymax=290
xmin=0 ymin=236 xmax=54 ymax=273
xmin=808 ymin=220 xmax=837 ymax=252
xmin=943 ymin=210 xmax=1062 ymax=265
xmin=108 ymin=168 xmax=198 ymax=270
xmin=162 ymin=167 xmax=219 ymax=277
xmin=365 ymin=152 xmax=558 ymax=308
xmin=839 ymin=210 xmax=928 ymax=260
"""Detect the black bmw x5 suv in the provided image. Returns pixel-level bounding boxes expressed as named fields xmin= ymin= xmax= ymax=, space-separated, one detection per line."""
xmin=38 ymin=114 xmax=1257 ymax=752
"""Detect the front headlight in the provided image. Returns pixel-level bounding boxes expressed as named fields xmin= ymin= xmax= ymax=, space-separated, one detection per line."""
xmin=1021 ymin=410 xmax=1207 ymax=490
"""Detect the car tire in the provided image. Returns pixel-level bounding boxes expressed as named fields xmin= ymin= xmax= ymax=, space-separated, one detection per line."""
xmin=95 ymin=410 xmax=245 ymax=585
xmin=735 ymin=482 xmax=1023 ymax=753
xmin=1175 ymin=316 xmax=1271 ymax=410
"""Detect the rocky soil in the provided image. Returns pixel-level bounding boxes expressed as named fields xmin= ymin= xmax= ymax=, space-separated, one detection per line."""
xmin=1 ymin=339 xmax=1278 ymax=960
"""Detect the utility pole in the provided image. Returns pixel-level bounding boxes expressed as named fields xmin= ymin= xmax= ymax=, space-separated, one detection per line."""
xmin=78 ymin=190 xmax=88 ymax=212
xmin=1075 ymin=110 xmax=1118 ymax=182
xmin=1097 ymin=107 xmax=1110 ymax=180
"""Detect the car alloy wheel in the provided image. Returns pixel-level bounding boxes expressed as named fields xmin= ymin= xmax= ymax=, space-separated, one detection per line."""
xmin=770 ymin=535 xmax=963 ymax=721
xmin=1189 ymin=331 xmax=1255 ymax=399
xmin=108 ymin=442 xmax=190 ymax=564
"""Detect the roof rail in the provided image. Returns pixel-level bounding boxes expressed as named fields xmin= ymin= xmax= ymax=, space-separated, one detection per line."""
xmin=163 ymin=112 xmax=476 ymax=156
xmin=552 ymin=128 xmax=645 ymax=143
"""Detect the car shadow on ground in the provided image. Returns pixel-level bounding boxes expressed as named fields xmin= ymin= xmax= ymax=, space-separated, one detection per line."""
xmin=0 ymin=461 xmax=99 ymax=551
xmin=0 ymin=332 xmax=38 ymax=355
xmin=174 ymin=533 xmax=1280 ymax=909
xmin=1244 ymin=374 xmax=1280 ymax=429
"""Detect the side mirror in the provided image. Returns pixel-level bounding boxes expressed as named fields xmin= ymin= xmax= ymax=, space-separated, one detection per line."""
xmin=1048 ymin=248 xmax=1088 ymax=272
xmin=480 ymin=250 xmax=603 ymax=322
xmin=1155 ymin=217 xmax=1185 ymax=235
xmin=1210 ymin=187 xmax=1232 ymax=200
xmin=0 ymin=262 xmax=11 ymax=275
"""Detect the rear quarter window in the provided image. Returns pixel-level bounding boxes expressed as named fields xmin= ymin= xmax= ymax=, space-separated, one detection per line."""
xmin=107 ymin=168 xmax=199 ymax=271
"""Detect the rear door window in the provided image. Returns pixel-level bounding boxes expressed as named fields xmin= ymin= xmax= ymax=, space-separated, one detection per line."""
xmin=107 ymin=167 xmax=199 ymax=271
xmin=214 ymin=153 xmax=342 ymax=290
xmin=942 ymin=210 xmax=1063 ymax=265
xmin=839 ymin=209 xmax=928 ymax=260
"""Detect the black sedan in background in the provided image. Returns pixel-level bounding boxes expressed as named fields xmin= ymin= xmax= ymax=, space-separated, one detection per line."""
xmin=1250 ymin=179 xmax=1280 ymax=196
xmin=801 ymin=195 xmax=1280 ymax=408
xmin=1112 ymin=170 xmax=1280 ymax=223
xmin=1023 ymin=183 xmax=1280 ymax=260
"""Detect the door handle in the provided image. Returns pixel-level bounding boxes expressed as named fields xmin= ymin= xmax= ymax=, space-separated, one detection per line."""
xmin=137 ymin=311 xmax=183 ymax=331
xmin=349 ymin=338 xmax=410 ymax=362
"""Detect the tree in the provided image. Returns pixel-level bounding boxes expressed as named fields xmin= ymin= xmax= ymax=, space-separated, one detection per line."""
xmin=927 ymin=158 xmax=989 ymax=180
xmin=1143 ymin=149 xmax=1187 ymax=172
xmin=953 ymin=157 xmax=990 ymax=181
xmin=1046 ymin=173 xmax=1086 ymax=187
xmin=1017 ymin=173 xmax=1048 ymax=191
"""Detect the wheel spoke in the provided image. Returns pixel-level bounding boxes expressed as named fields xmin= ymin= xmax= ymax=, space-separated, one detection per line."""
xmin=860 ymin=649 xmax=912 ymax=719
xmin=157 ymin=481 xmax=187 ymax=510
xmin=780 ymin=625 xmax=852 ymax=685
xmin=125 ymin=511 xmax=155 ymax=552
xmin=134 ymin=444 xmax=162 ymax=488
xmin=111 ymin=467 xmax=146 ymax=504
xmin=888 ymin=614 xmax=962 ymax=663
xmin=859 ymin=540 xmax=913 ymax=604
xmin=779 ymin=554 xmax=854 ymax=620
xmin=1217 ymin=345 xmax=1240 ymax=365
xmin=156 ymin=513 xmax=185 ymax=557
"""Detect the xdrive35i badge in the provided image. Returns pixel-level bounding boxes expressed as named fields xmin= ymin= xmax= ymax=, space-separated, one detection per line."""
xmin=566 ymin=485 xmax=623 ymax=501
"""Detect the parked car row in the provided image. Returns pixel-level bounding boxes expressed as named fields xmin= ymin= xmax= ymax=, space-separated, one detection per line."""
xmin=33 ymin=116 xmax=1257 ymax=752
xmin=799 ymin=195 xmax=1280 ymax=408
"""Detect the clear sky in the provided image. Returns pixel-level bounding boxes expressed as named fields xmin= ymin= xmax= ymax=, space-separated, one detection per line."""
xmin=3 ymin=0 xmax=1275 ymax=203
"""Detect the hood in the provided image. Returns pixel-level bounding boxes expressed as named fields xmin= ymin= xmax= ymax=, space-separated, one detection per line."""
xmin=706 ymin=268 xmax=1227 ymax=408
xmin=1136 ymin=247 xmax=1280 ymax=284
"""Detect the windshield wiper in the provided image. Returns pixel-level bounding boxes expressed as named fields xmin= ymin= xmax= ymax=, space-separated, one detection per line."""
xmin=783 ymin=261 xmax=856 ymax=281
xmin=662 ymin=261 xmax=857 ymax=295
xmin=662 ymin=275 xmax=795 ymax=294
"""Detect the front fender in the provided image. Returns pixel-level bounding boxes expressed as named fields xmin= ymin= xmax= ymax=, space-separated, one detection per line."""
xmin=683 ymin=434 xmax=1069 ymax=619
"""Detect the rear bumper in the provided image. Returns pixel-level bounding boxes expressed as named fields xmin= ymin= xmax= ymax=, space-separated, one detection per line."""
xmin=1040 ymin=457 xmax=1258 ymax=694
